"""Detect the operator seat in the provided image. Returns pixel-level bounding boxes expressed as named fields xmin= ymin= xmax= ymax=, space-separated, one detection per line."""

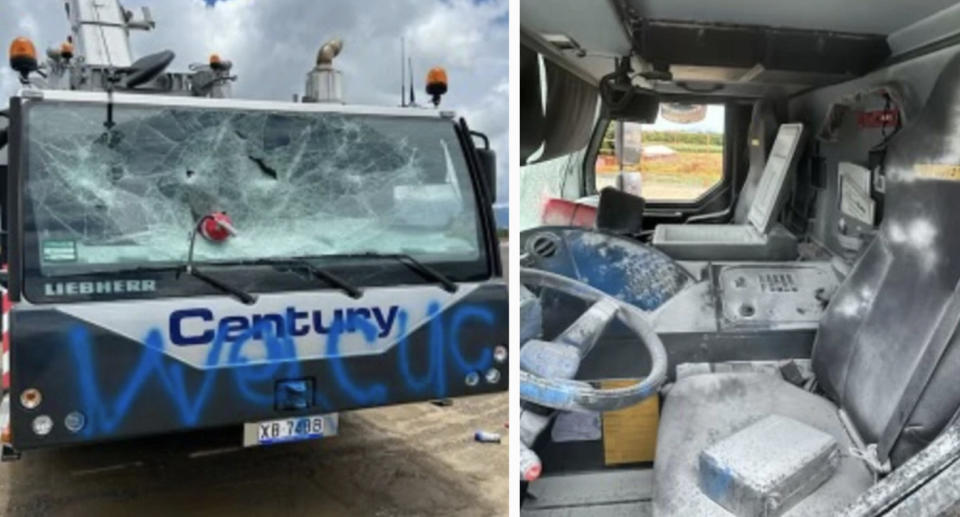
xmin=735 ymin=98 xmax=782 ymax=223
xmin=654 ymin=51 xmax=960 ymax=515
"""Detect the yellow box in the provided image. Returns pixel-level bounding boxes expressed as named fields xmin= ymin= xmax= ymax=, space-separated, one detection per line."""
xmin=602 ymin=380 xmax=660 ymax=465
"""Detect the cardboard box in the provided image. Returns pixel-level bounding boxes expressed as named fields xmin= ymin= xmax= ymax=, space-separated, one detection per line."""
xmin=602 ymin=380 xmax=660 ymax=465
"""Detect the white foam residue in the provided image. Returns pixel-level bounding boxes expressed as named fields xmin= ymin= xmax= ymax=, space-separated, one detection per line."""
xmin=907 ymin=218 xmax=937 ymax=249
xmin=887 ymin=221 xmax=906 ymax=243
xmin=834 ymin=294 xmax=864 ymax=318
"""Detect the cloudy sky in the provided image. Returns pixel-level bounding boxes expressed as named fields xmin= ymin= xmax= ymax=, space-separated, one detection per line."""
xmin=0 ymin=0 xmax=509 ymax=204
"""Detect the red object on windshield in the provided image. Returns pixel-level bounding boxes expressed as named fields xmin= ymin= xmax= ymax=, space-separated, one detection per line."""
xmin=541 ymin=198 xmax=596 ymax=228
xmin=200 ymin=212 xmax=235 ymax=242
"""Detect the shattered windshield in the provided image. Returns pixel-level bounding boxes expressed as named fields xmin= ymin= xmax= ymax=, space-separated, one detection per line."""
xmin=23 ymin=101 xmax=482 ymax=276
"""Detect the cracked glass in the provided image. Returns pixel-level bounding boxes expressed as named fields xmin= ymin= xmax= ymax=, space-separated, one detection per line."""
xmin=24 ymin=101 xmax=482 ymax=275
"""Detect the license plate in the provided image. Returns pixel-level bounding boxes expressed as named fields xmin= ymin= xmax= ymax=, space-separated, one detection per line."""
xmin=243 ymin=413 xmax=338 ymax=447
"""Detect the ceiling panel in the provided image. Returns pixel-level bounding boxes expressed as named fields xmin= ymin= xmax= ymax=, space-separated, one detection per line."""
xmin=520 ymin=0 xmax=632 ymax=56
xmin=625 ymin=0 xmax=960 ymax=35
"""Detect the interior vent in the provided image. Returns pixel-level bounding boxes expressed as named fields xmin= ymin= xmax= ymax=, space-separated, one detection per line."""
xmin=528 ymin=233 xmax=560 ymax=259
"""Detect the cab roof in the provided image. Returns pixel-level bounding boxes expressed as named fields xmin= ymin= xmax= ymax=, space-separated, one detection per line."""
xmin=521 ymin=0 xmax=960 ymax=98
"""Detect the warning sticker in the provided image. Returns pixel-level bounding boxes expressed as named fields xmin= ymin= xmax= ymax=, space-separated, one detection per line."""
xmin=42 ymin=240 xmax=78 ymax=263
xmin=915 ymin=164 xmax=960 ymax=181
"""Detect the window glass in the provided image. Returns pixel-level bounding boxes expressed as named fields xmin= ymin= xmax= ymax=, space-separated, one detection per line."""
xmin=595 ymin=104 xmax=725 ymax=202
xmin=24 ymin=102 xmax=482 ymax=276
xmin=519 ymin=149 xmax=585 ymax=231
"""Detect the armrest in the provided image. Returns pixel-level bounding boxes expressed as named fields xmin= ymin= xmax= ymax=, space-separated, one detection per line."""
xmin=684 ymin=207 xmax=732 ymax=224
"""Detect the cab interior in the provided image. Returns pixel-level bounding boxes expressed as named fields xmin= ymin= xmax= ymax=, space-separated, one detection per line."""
xmin=519 ymin=0 xmax=960 ymax=515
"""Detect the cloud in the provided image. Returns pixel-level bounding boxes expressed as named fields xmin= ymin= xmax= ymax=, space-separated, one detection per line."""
xmin=0 ymin=0 xmax=509 ymax=202
xmin=406 ymin=0 xmax=505 ymax=68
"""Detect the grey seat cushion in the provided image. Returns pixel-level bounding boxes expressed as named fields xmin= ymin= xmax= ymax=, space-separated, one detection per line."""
xmin=653 ymin=373 xmax=873 ymax=516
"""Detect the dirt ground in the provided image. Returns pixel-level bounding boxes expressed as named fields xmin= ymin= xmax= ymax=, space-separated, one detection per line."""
xmin=0 ymin=393 xmax=508 ymax=517
xmin=596 ymin=151 xmax=723 ymax=201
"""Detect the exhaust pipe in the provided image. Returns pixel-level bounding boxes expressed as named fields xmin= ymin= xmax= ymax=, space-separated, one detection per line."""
xmin=303 ymin=38 xmax=343 ymax=103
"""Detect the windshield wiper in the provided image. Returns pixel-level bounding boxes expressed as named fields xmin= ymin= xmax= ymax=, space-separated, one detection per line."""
xmin=319 ymin=252 xmax=458 ymax=293
xmin=183 ymin=214 xmax=256 ymax=304
xmin=244 ymin=258 xmax=362 ymax=299
xmin=187 ymin=267 xmax=256 ymax=304
xmin=75 ymin=264 xmax=256 ymax=304
xmin=65 ymin=216 xmax=257 ymax=304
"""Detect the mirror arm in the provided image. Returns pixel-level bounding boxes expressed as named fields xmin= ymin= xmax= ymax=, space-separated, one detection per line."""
xmin=470 ymin=130 xmax=490 ymax=150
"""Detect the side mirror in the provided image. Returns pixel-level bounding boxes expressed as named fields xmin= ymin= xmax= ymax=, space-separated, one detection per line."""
xmin=603 ymin=87 xmax=659 ymax=124
xmin=471 ymin=131 xmax=497 ymax=203
xmin=121 ymin=50 xmax=175 ymax=89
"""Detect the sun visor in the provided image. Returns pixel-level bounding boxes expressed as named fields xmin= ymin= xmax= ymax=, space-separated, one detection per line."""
xmin=520 ymin=44 xmax=545 ymax=166
xmin=534 ymin=59 xmax=599 ymax=165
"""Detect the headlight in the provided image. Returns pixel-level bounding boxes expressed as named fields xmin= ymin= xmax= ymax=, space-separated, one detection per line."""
xmin=64 ymin=411 xmax=86 ymax=433
xmin=465 ymin=372 xmax=480 ymax=387
xmin=20 ymin=388 xmax=42 ymax=410
xmin=32 ymin=415 xmax=53 ymax=436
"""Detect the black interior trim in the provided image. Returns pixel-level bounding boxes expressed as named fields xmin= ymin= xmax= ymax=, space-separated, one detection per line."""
xmin=633 ymin=19 xmax=890 ymax=77
xmin=7 ymin=97 xmax=23 ymax=301
xmin=583 ymin=100 xmax=750 ymax=218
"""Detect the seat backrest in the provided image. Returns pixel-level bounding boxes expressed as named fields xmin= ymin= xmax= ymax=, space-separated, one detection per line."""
xmin=812 ymin=51 xmax=960 ymax=467
xmin=595 ymin=187 xmax=645 ymax=236
xmin=745 ymin=123 xmax=804 ymax=234
xmin=733 ymin=100 xmax=781 ymax=223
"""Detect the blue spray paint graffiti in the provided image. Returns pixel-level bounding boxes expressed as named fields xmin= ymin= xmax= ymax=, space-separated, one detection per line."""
xmin=397 ymin=302 xmax=494 ymax=399
xmin=69 ymin=318 xmax=301 ymax=436
xmin=324 ymin=316 xmax=388 ymax=406
xmin=66 ymin=302 xmax=498 ymax=437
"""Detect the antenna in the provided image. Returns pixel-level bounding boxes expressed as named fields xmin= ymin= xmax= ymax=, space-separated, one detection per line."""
xmin=408 ymin=57 xmax=415 ymax=106
xmin=400 ymin=37 xmax=406 ymax=107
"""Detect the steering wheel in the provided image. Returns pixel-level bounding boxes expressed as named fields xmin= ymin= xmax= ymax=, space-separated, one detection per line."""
xmin=519 ymin=267 xmax=668 ymax=413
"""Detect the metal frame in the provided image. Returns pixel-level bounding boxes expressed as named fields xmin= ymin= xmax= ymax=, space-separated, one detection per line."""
xmin=6 ymin=91 xmax=495 ymax=303
xmin=456 ymin=118 xmax=504 ymax=278
xmin=582 ymin=98 xmax=743 ymax=212
xmin=18 ymin=89 xmax=453 ymax=119
xmin=6 ymin=98 xmax=23 ymax=302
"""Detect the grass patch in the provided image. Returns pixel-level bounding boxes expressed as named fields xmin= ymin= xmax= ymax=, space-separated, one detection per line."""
xmin=641 ymin=152 xmax=723 ymax=186
xmin=597 ymin=151 xmax=723 ymax=200
xmin=643 ymin=142 xmax=722 ymax=154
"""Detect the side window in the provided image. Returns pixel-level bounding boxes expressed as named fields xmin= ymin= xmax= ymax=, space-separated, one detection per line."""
xmin=595 ymin=104 xmax=726 ymax=202
xmin=519 ymin=149 xmax=585 ymax=231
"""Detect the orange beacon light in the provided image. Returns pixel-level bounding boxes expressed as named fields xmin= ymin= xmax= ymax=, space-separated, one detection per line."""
xmin=426 ymin=66 xmax=448 ymax=107
xmin=9 ymin=37 xmax=38 ymax=78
